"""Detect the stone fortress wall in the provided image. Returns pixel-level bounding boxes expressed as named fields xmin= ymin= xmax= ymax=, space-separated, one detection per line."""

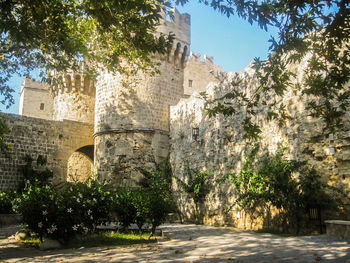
xmin=183 ymin=52 xmax=223 ymax=97
xmin=0 ymin=114 xmax=93 ymax=190
xmin=170 ymin=65 xmax=350 ymax=227
xmin=1 ymin=8 xmax=349 ymax=229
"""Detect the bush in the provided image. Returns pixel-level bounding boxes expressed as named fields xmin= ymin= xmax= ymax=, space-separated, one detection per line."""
xmin=14 ymin=182 xmax=58 ymax=241
xmin=0 ymin=190 xmax=18 ymax=214
xmin=16 ymin=179 xmax=112 ymax=242
xmin=175 ymin=162 xmax=212 ymax=223
xmin=111 ymin=191 xmax=137 ymax=230
xmin=225 ymin=145 xmax=347 ymax=234
xmin=143 ymin=188 xmax=173 ymax=236
xmin=16 ymin=155 xmax=174 ymax=241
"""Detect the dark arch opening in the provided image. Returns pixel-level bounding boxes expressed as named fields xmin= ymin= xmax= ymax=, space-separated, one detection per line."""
xmin=67 ymin=145 xmax=94 ymax=182
xmin=181 ymin=45 xmax=188 ymax=66
xmin=174 ymin=42 xmax=181 ymax=63
xmin=77 ymin=145 xmax=94 ymax=162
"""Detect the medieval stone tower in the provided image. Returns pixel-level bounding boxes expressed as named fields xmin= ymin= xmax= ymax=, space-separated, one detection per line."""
xmin=49 ymin=63 xmax=96 ymax=125
xmin=94 ymin=9 xmax=190 ymax=186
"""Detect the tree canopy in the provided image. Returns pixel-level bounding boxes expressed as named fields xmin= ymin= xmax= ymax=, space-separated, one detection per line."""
xmin=0 ymin=0 xmax=349 ymax=140
xmin=186 ymin=0 xmax=349 ymax=139
xmin=0 ymin=0 xmax=174 ymax=108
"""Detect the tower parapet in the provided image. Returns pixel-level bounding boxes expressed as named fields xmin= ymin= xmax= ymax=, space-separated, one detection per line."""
xmin=48 ymin=62 xmax=95 ymax=124
xmin=183 ymin=52 xmax=223 ymax=97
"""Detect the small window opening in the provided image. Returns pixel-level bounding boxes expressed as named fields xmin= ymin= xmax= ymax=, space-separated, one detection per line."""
xmin=188 ymin=80 xmax=193 ymax=88
xmin=192 ymin=127 xmax=199 ymax=141
xmin=40 ymin=103 xmax=45 ymax=110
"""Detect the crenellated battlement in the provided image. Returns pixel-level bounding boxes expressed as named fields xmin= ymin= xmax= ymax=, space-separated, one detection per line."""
xmin=48 ymin=62 xmax=95 ymax=97
xmin=153 ymin=8 xmax=191 ymax=68
xmin=189 ymin=52 xmax=215 ymax=64
xmin=183 ymin=51 xmax=223 ymax=96
xmin=157 ymin=8 xmax=191 ymax=46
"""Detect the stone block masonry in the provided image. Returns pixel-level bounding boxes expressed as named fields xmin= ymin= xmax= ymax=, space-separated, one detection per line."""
xmin=19 ymin=77 xmax=53 ymax=120
xmin=93 ymin=9 xmax=191 ymax=185
xmin=0 ymin=114 xmax=93 ymax=190
xmin=170 ymin=66 xmax=350 ymax=228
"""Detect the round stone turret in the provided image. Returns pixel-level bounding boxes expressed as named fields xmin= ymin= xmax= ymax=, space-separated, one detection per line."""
xmin=94 ymin=8 xmax=191 ymax=186
xmin=49 ymin=62 xmax=95 ymax=124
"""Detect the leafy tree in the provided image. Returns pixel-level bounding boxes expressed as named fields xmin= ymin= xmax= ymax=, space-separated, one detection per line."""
xmin=176 ymin=0 xmax=350 ymax=139
xmin=0 ymin=0 xmax=174 ymax=103
xmin=1 ymin=0 xmax=349 ymax=144
xmin=0 ymin=0 xmax=176 ymax=152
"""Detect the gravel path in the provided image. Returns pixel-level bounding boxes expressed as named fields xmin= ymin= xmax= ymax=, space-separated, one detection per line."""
xmin=0 ymin=223 xmax=349 ymax=262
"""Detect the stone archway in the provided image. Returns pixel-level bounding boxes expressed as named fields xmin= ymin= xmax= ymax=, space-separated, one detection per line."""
xmin=67 ymin=145 xmax=94 ymax=182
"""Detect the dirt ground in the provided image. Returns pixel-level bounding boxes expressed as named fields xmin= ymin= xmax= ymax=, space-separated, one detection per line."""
xmin=0 ymin=224 xmax=349 ymax=262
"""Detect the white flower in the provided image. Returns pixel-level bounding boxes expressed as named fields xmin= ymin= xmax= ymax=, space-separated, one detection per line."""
xmin=47 ymin=224 xmax=57 ymax=234
xmin=72 ymin=225 xmax=78 ymax=231
xmin=90 ymin=216 xmax=93 ymax=220
xmin=67 ymin=208 xmax=73 ymax=213
xmin=76 ymin=198 xmax=80 ymax=203
xmin=87 ymin=209 xmax=92 ymax=215
xmin=42 ymin=210 xmax=48 ymax=216
xmin=78 ymin=193 xmax=83 ymax=198
xmin=93 ymin=198 xmax=97 ymax=202
xmin=38 ymin=222 xmax=43 ymax=228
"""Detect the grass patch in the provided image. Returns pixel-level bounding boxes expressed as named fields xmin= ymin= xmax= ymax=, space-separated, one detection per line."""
xmin=67 ymin=231 xmax=157 ymax=248
xmin=17 ymin=237 xmax=41 ymax=248
xmin=16 ymin=231 xmax=158 ymax=249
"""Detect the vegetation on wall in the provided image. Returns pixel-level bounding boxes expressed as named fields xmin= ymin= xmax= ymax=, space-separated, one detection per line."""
xmin=222 ymin=145 xmax=348 ymax=234
xmin=176 ymin=162 xmax=212 ymax=223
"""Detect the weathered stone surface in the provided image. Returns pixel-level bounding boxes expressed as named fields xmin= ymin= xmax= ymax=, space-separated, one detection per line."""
xmin=325 ymin=220 xmax=350 ymax=240
xmin=169 ymin=65 xmax=350 ymax=228
xmin=0 ymin=114 xmax=93 ymax=189
xmin=0 ymin=214 xmax=21 ymax=226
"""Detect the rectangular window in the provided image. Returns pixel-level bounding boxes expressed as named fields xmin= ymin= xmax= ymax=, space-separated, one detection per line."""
xmin=40 ymin=103 xmax=44 ymax=110
xmin=188 ymin=79 xmax=193 ymax=88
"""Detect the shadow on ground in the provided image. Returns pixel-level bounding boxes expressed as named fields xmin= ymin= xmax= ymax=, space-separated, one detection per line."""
xmin=0 ymin=224 xmax=349 ymax=262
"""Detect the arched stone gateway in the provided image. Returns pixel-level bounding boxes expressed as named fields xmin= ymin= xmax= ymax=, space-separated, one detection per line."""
xmin=67 ymin=145 xmax=94 ymax=182
xmin=0 ymin=114 xmax=94 ymax=189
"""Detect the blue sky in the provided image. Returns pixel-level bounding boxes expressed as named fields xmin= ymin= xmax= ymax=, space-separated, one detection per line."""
xmin=1 ymin=2 xmax=277 ymax=115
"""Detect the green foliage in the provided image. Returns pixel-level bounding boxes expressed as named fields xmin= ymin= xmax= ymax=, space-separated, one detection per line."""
xmin=111 ymin=191 xmax=137 ymax=231
xmin=225 ymin=145 xmax=346 ymax=234
xmin=176 ymin=162 xmax=212 ymax=204
xmin=0 ymin=0 xmax=175 ymax=107
xmin=19 ymin=155 xmax=53 ymax=191
xmin=112 ymin=162 xmax=174 ymax=235
xmin=15 ymin=177 xmax=112 ymax=242
xmin=175 ymin=162 xmax=213 ymax=223
xmin=16 ymin=157 xmax=173 ymax=242
xmin=14 ymin=182 xmax=58 ymax=241
xmin=191 ymin=0 xmax=350 ymax=139
xmin=0 ymin=190 xmax=17 ymax=214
